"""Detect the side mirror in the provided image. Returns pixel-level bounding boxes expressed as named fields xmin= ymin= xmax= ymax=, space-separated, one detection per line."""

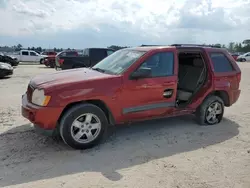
xmin=130 ymin=67 xmax=151 ymax=79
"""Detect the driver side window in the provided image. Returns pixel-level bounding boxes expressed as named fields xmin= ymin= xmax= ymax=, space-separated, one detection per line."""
xmin=138 ymin=52 xmax=174 ymax=77
xmin=30 ymin=52 xmax=37 ymax=56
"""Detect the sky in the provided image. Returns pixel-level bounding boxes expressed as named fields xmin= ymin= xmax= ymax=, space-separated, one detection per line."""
xmin=0 ymin=0 xmax=249 ymax=48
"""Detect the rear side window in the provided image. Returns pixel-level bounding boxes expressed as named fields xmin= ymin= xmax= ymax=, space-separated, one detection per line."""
xmin=22 ymin=51 xmax=29 ymax=56
xmin=83 ymin=49 xmax=89 ymax=56
xmin=209 ymin=53 xmax=234 ymax=72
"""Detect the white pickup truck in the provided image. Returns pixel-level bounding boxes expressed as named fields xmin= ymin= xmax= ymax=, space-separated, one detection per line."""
xmin=10 ymin=50 xmax=47 ymax=63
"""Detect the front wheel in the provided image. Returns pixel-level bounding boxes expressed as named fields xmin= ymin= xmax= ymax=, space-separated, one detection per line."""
xmin=40 ymin=59 xmax=44 ymax=64
xmin=242 ymin=58 xmax=246 ymax=62
xmin=195 ymin=95 xmax=224 ymax=125
xmin=59 ymin=103 xmax=108 ymax=149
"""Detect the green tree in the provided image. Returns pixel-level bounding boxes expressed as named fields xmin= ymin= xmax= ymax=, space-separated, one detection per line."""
xmin=17 ymin=44 xmax=22 ymax=50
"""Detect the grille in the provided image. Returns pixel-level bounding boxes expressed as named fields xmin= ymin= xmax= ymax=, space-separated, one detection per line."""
xmin=26 ymin=84 xmax=34 ymax=102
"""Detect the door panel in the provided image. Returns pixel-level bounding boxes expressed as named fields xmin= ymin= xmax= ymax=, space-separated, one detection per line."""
xmin=121 ymin=51 xmax=178 ymax=121
xmin=21 ymin=51 xmax=30 ymax=61
xmin=29 ymin=52 xmax=38 ymax=62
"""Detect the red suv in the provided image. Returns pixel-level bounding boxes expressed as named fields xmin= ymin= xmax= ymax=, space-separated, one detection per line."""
xmin=22 ymin=44 xmax=241 ymax=149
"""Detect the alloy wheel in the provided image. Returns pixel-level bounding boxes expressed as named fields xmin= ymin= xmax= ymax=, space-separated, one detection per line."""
xmin=70 ymin=113 xmax=101 ymax=144
xmin=205 ymin=101 xmax=223 ymax=124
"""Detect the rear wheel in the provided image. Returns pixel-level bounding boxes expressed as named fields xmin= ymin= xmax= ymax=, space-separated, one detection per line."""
xmin=59 ymin=103 xmax=108 ymax=149
xmin=242 ymin=58 xmax=246 ymax=62
xmin=195 ymin=95 xmax=224 ymax=125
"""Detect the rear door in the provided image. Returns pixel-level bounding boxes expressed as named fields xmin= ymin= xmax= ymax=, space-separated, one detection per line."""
xmin=121 ymin=49 xmax=178 ymax=120
xmin=20 ymin=51 xmax=30 ymax=61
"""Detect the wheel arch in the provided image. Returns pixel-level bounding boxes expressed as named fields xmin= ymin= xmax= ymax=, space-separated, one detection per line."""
xmin=206 ymin=90 xmax=230 ymax=107
xmin=58 ymin=99 xmax=116 ymax=126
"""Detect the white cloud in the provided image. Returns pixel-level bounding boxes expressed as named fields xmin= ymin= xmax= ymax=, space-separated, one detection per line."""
xmin=0 ymin=0 xmax=250 ymax=45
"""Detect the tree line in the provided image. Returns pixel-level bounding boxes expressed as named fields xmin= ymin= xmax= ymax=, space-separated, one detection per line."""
xmin=0 ymin=39 xmax=250 ymax=53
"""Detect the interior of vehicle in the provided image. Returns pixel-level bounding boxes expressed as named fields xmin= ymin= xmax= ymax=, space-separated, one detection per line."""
xmin=177 ymin=52 xmax=206 ymax=105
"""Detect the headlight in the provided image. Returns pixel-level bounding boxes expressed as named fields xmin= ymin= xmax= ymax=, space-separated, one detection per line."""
xmin=31 ymin=89 xmax=51 ymax=106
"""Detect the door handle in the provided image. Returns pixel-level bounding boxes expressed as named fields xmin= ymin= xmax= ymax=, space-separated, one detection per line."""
xmin=163 ymin=82 xmax=175 ymax=86
xmin=163 ymin=89 xmax=174 ymax=98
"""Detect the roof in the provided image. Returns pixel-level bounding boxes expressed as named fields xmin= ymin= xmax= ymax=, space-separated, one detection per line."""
xmin=128 ymin=46 xmax=176 ymax=52
xmin=126 ymin=44 xmax=223 ymax=52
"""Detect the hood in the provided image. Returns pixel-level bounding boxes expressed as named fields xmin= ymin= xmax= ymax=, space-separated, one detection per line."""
xmin=30 ymin=68 xmax=118 ymax=89
xmin=41 ymin=54 xmax=48 ymax=58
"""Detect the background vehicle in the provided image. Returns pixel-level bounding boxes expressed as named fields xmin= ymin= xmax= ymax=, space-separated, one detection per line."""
xmin=236 ymin=52 xmax=250 ymax=62
xmin=22 ymin=44 xmax=241 ymax=149
xmin=42 ymin=51 xmax=57 ymax=67
xmin=11 ymin=50 xmax=47 ymax=63
xmin=0 ymin=54 xmax=19 ymax=66
xmin=55 ymin=48 xmax=114 ymax=70
xmin=0 ymin=62 xmax=13 ymax=78
xmin=231 ymin=53 xmax=240 ymax=61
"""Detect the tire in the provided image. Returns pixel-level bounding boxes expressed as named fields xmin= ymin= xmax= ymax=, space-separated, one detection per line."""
xmin=242 ymin=58 xmax=246 ymax=62
xmin=195 ymin=95 xmax=224 ymax=126
xmin=40 ymin=59 xmax=44 ymax=64
xmin=59 ymin=103 xmax=109 ymax=149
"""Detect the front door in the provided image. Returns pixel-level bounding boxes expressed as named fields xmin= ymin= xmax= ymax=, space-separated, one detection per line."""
xmin=121 ymin=51 xmax=178 ymax=120
xmin=29 ymin=51 xmax=39 ymax=62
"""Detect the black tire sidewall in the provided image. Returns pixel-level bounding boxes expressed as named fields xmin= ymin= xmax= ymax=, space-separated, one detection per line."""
xmin=196 ymin=95 xmax=224 ymax=126
xmin=59 ymin=104 xmax=108 ymax=149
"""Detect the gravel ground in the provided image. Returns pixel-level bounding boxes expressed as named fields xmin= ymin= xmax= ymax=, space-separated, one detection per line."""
xmin=0 ymin=64 xmax=249 ymax=188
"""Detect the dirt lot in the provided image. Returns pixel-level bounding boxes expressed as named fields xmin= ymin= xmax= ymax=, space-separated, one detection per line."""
xmin=0 ymin=64 xmax=249 ymax=188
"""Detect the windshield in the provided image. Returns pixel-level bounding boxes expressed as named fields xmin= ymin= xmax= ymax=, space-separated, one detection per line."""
xmin=92 ymin=49 xmax=146 ymax=75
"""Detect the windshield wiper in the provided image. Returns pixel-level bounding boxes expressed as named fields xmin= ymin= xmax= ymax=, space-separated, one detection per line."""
xmin=91 ymin=67 xmax=106 ymax=73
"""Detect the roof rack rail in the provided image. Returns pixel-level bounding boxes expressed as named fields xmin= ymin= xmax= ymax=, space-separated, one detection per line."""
xmin=140 ymin=44 xmax=166 ymax=47
xmin=170 ymin=44 xmax=221 ymax=48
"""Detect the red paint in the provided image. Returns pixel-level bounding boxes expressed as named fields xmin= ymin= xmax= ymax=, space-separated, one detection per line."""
xmin=22 ymin=46 xmax=241 ymax=130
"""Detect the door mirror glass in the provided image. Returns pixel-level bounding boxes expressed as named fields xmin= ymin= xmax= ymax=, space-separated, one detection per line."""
xmin=130 ymin=67 xmax=152 ymax=79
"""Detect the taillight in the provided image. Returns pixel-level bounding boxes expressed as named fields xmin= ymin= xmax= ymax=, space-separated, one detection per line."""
xmin=58 ymin=58 xmax=64 ymax=65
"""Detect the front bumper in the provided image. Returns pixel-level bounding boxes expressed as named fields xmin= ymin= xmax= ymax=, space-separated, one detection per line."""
xmin=21 ymin=94 xmax=64 ymax=130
